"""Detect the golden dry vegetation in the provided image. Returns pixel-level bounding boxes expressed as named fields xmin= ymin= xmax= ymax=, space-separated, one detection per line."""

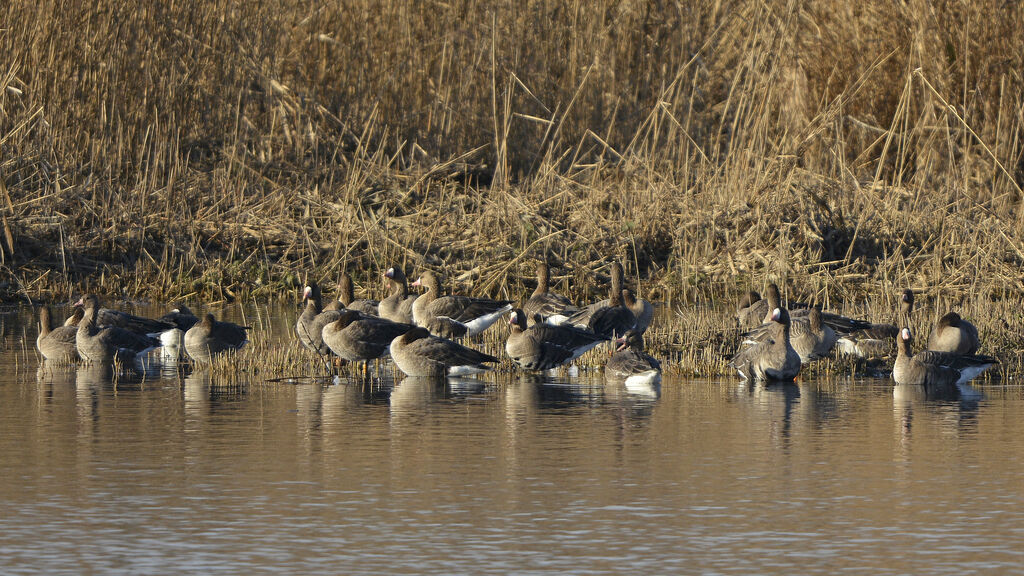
xmin=3 ymin=0 xmax=1024 ymax=375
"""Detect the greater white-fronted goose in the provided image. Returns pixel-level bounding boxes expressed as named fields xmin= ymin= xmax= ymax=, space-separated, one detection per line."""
xmin=837 ymin=289 xmax=914 ymax=358
xmin=736 ymin=290 xmax=765 ymax=329
xmin=321 ymin=309 xmax=415 ymax=363
xmin=154 ymin=304 xmax=200 ymax=355
xmin=621 ymin=289 xmax=654 ymax=334
xmin=605 ymin=329 xmax=662 ymax=387
xmin=927 ymin=311 xmax=981 ymax=355
xmin=739 ymin=284 xmax=807 ymax=328
xmin=379 ymin=266 xmax=418 ymax=324
xmin=757 ymin=283 xmax=872 ymax=335
xmin=83 ymin=301 xmax=175 ymax=335
xmin=565 ymin=262 xmax=636 ymax=338
xmin=62 ymin=307 xmax=85 ymax=327
xmin=184 ymin=313 xmax=250 ymax=363
xmin=37 ymin=306 xmax=79 ymax=362
xmin=74 ymin=295 xmax=160 ymax=364
xmin=296 ymin=283 xmax=341 ymax=355
xmin=742 ymin=307 xmax=837 ymax=363
xmin=390 ymin=326 xmax=499 ymax=378
xmin=522 ymin=262 xmax=578 ymax=325
xmin=729 ymin=307 xmax=801 ymax=382
xmin=893 ymin=328 xmax=996 ymax=390
xmin=339 ymin=273 xmax=380 ymax=316
xmin=505 ymin=309 xmax=608 ymax=371
xmin=411 ymin=271 xmax=513 ymax=337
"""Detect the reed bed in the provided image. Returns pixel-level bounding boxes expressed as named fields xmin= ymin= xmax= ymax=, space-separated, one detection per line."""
xmin=4 ymin=0 xmax=1024 ymax=376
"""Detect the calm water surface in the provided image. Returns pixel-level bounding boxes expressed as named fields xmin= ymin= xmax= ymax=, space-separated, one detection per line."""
xmin=2 ymin=303 xmax=1024 ymax=575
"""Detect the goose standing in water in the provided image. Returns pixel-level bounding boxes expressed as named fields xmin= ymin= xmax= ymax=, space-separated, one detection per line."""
xmin=390 ymin=327 xmax=499 ymax=378
xmin=74 ymin=295 xmax=160 ymax=364
xmin=522 ymin=262 xmax=578 ymax=325
xmin=605 ymin=329 xmax=662 ymax=387
xmin=184 ymin=313 xmax=250 ymax=363
xmin=37 ymin=306 xmax=80 ymax=362
xmin=379 ymin=266 xmax=418 ymax=324
xmin=411 ymin=271 xmax=513 ymax=337
xmin=728 ymin=307 xmax=801 ymax=382
xmin=505 ymin=309 xmax=608 ymax=371
xmin=928 ymin=311 xmax=981 ymax=355
xmin=893 ymin=328 xmax=996 ymax=391
xmin=741 ymin=307 xmax=837 ymax=363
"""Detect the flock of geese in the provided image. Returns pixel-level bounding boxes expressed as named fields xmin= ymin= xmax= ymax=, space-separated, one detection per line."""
xmin=32 ymin=260 xmax=999 ymax=391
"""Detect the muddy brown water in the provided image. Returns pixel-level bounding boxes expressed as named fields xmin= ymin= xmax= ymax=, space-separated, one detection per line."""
xmin=2 ymin=303 xmax=1024 ymax=574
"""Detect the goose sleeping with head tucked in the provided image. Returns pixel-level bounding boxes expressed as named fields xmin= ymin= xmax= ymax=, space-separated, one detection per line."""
xmin=184 ymin=313 xmax=249 ymax=364
xmin=928 ymin=311 xmax=980 ymax=355
xmin=390 ymin=326 xmax=499 ymax=378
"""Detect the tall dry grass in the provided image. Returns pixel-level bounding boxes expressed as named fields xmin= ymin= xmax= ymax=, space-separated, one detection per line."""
xmin=2 ymin=0 xmax=1024 ymax=372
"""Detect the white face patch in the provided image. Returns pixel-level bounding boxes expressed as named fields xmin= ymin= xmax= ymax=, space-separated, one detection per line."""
xmin=772 ymin=308 xmax=782 ymax=322
xmin=901 ymin=328 xmax=911 ymax=340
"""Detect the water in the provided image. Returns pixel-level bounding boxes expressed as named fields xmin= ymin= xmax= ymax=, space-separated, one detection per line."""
xmin=3 ymin=304 xmax=1024 ymax=574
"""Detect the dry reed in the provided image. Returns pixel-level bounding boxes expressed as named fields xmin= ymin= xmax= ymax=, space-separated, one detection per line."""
xmin=3 ymin=0 xmax=1024 ymax=376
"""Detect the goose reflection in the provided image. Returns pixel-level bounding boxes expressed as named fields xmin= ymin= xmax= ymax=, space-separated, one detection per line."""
xmin=893 ymin=382 xmax=982 ymax=446
xmin=389 ymin=376 xmax=446 ymax=421
xmin=735 ymin=380 xmax=802 ymax=446
xmin=516 ymin=372 xmax=605 ymax=411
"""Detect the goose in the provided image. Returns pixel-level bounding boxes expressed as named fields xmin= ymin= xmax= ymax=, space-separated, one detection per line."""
xmin=339 ymin=273 xmax=380 ymax=316
xmin=837 ymin=289 xmax=914 ymax=358
xmin=296 ymin=283 xmax=341 ymax=355
xmin=411 ymin=271 xmax=513 ymax=337
xmin=74 ymin=295 xmax=160 ymax=364
xmin=757 ymin=283 xmax=872 ymax=334
xmin=83 ymin=301 xmax=175 ymax=335
xmin=505 ymin=309 xmax=608 ymax=371
xmin=184 ymin=313 xmax=250 ymax=363
xmin=153 ymin=304 xmax=200 ymax=357
xmin=738 ymin=284 xmax=811 ymax=329
xmin=522 ymin=262 xmax=578 ymax=325
xmin=893 ymin=328 xmax=996 ymax=390
xmin=321 ymin=309 xmax=414 ymax=363
xmin=605 ymin=329 xmax=662 ymax=387
xmin=736 ymin=290 xmax=766 ymax=329
xmin=928 ymin=311 xmax=981 ymax=355
xmin=741 ymin=307 xmax=837 ymax=363
xmin=621 ymin=288 xmax=654 ymax=334
xmin=728 ymin=307 xmax=801 ymax=382
xmin=62 ymin=307 xmax=85 ymax=327
xmin=379 ymin=266 xmax=418 ymax=324
xmin=390 ymin=327 xmax=499 ymax=378
xmin=565 ymin=262 xmax=636 ymax=338
xmin=36 ymin=306 xmax=79 ymax=362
